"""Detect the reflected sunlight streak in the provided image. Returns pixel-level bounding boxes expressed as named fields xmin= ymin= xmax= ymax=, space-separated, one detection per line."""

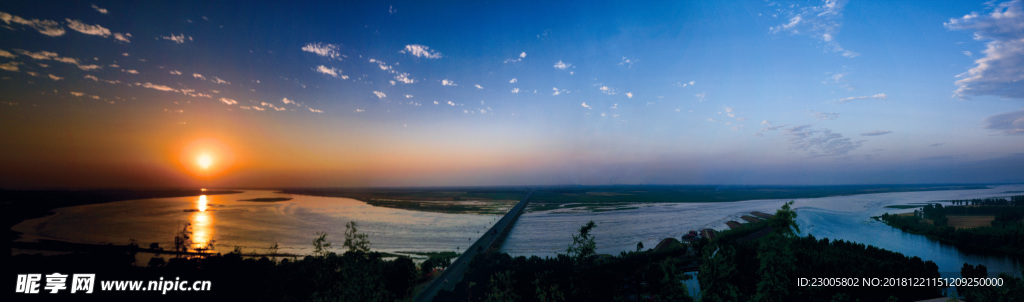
xmin=192 ymin=195 xmax=213 ymax=251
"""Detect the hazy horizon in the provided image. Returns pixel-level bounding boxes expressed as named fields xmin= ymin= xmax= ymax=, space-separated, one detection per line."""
xmin=1 ymin=1 xmax=1022 ymax=188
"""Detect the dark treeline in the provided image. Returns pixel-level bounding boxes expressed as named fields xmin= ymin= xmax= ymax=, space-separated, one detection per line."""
xmin=880 ymin=202 xmax=1024 ymax=255
xmin=958 ymin=263 xmax=1024 ymax=301
xmin=946 ymin=195 xmax=1024 ymax=206
xmin=7 ymin=223 xmax=422 ymax=302
xmin=436 ymin=202 xmax=956 ymax=301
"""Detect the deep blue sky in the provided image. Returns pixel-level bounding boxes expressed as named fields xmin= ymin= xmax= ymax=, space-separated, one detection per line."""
xmin=0 ymin=0 xmax=1022 ymax=188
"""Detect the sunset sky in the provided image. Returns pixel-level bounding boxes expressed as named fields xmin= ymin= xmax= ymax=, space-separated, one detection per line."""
xmin=1 ymin=0 xmax=1022 ymax=188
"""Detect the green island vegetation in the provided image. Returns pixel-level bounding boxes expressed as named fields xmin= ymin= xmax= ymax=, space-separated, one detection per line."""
xmin=883 ymin=204 xmax=927 ymax=209
xmin=878 ymin=195 xmax=1024 ymax=256
xmin=239 ymin=197 xmax=293 ymax=202
xmin=430 ymin=201 xmax=1024 ymax=301
xmin=280 ymin=187 xmax=526 ymax=214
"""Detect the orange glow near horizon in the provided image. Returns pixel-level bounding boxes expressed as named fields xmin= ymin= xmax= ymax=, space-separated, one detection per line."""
xmin=178 ymin=138 xmax=235 ymax=180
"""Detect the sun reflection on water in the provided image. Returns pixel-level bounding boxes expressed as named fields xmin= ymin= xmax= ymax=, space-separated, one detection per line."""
xmin=198 ymin=195 xmax=207 ymax=212
xmin=191 ymin=195 xmax=214 ymax=251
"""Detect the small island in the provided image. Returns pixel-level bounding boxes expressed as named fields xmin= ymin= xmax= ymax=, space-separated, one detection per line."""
xmin=239 ymin=197 xmax=293 ymax=202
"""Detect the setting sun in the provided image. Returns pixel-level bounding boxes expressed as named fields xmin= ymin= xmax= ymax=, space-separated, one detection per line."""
xmin=178 ymin=138 xmax=235 ymax=180
xmin=198 ymin=154 xmax=213 ymax=169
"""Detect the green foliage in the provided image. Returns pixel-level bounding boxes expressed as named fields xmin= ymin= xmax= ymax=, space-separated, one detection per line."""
xmin=312 ymin=231 xmax=332 ymax=257
xmin=420 ymin=252 xmax=455 ymax=277
xmin=566 ymin=220 xmax=597 ymax=264
xmin=343 ymin=221 xmax=371 ymax=254
xmin=769 ymin=200 xmax=799 ymax=236
xmin=485 ymin=270 xmax=519 ymax=302
xmin=533 ymin=271 xmax=566 ymax=302
xmin=880 ymin=205 xmax=1024 ymax=255
xmin=699 ymin=244 xmax=740 ymax=302
xmin=754 ymin=233 xmax=795 ymax=302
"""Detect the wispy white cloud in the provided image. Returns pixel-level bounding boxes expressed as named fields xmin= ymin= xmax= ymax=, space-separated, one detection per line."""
xmin=835 ymin=93 xmax=887 ymax=104
xmin=169 ymin=70 xmax=182 ymax=75
xmin=0 ymin=11 xmax=65 ymax=36
xmin=15 ymin=49 xmax=101 ymax=71
xmin=219 ymin=97 xmax=238 ymax=105
xmin=945 ymin=0 xmax=1024 ymax=99
xmin=581 ymin=102 xmax=592 ymax=109
xmin=261 ymin=102 xmax=287 ymax=111
xmin=309 ymin=107 xmax=323 ymax=113
xmin=984 ymin=108 xmax=1024 ymax=135
xmin=784 ymin=125 xmax=863 ymax=157
xmin=394 ymin=72 xmax=414 ymax=84
xmin=373 ymin=91 xmax=386 ymax=99
xmin=504 ymin=51 xmax=527 ymax=63
xmin=282 ymin=98 xmax=296 ymax=105
xmin=618 ymin=56 xmax=636 ymax=68
xmin=861 ymin=130 xmax=893 ymax=136
xmin=0 ymin=61 xmax=19 ymax=72
xmin=302 ymin=42 xmax=343 ymax=59
xmin=84 ymin=74 xmax=119 ymax=84
xmin=113 ymin=33 xmax=131 ymax=43
xmin=314 ymin=65 xmax=348 ymax=79
xmin=551 ymin=87 xmax=569 ymax=96
xmin=369 ymin=58 xmax=392 ymax=71
xmin=47 ymin=74 xmax=62 ymax=81
xmin=91 ymin=4 xmax=108 ymax=14
xmin=810 ymin=110 xmax=840 ymax=120
xmin=553 ymin=60 xmax=574 ymax=74
xmin=441 ymin=79 xmax=456 ymax=86
xmin=161 ymin=33 xmax=191 ymax=44
xmin=121 ymin=69 xmax=138 ymax=74
xmin=695 ymin=92 xmax=706 ymax=102
xmin=137 ymin=82 xmax=177 ymax=92
xmin=769 ymin=0 xmax=858 ymax=58
xmin=69 ymin=91 xmax=85 ymax=97
xmin=211 ymin=76 xmax=229 ymax=85
xmin=400 ymin=44 xmax=442 ymax=59
xmin=625 ymin=92 xmax=633 ymax=99
xmin=65 ymin=19 xmax=110 ymax=37
xmin=509 ymin=78 xmax=517 ymax=84
xmin=510 ymin=88 xmax=520 ymax=94
xmin=193 ymin=73 xmax=205 ymax=80
xmin=675 ymin=80 xmax=696 ymax=88
xmin=474 ymin=84 xmax=483 ymax=89
xmin=598 ymin=85 xmax=615 ymax=95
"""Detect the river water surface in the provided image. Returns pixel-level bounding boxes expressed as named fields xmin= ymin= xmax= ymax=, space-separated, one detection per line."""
xmin=13 ymin=185 xmax=1024 ymax=276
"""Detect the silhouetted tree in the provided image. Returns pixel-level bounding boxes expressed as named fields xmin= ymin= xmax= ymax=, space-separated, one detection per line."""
xmin=344 ymin=221 xmax=370 ymax=253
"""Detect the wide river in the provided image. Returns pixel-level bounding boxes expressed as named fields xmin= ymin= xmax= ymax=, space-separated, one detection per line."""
xmin=13 ymin=185 xmax=1024 ymax=276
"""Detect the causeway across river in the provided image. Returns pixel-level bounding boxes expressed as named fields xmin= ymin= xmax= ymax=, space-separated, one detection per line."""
xmin=413 ymin=189 xmax=533 ymax=302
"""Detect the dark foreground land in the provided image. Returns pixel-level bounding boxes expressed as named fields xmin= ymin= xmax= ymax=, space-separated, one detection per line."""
xmin=7 ymin=202 xmax=1021 ymax=301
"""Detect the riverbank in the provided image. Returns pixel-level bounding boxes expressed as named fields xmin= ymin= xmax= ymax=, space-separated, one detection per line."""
xmin=876 ymin=198 xmax=1024 ymax=257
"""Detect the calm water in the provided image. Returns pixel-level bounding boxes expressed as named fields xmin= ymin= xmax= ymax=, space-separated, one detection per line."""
xmin=13 ymin=185 xmax=1024 ymax=276
xmin=13 ymin=190 xmax=504 ymax=256
xmin=501 ymin=184 xmax=1024 ymax=276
